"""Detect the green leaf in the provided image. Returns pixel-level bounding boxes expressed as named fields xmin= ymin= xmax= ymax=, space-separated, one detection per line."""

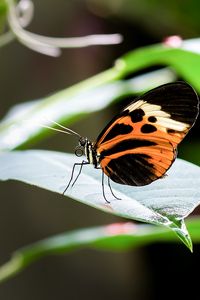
xmin=0 ymin=68 xmax=175 ymax=151
xmin=1 ymin=41 xmax=200 ymax=150
xmin=117 ymin=44 xmax=200 ymax=91
xmin=0 ymin=217 xmax=200 ymax=283
xmin=0 ymin=150 xmax=200 ymax=250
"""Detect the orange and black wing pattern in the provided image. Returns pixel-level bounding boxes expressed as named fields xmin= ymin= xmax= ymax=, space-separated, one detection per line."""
xmin=94 ymin=82 xmax=199 ymax=186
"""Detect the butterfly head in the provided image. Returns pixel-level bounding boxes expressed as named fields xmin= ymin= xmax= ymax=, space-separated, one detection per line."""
xmin=75 ymin=136 xmax=98 ymax=167
xmin=75 ymin=136 xmax=88 ymax=157
xmin=79 ymin=136 xmax=88 ymax=147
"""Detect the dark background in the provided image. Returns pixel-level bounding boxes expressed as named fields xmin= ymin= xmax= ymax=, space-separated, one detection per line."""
xmin=0 ymin=1 xmax=200 ymax=299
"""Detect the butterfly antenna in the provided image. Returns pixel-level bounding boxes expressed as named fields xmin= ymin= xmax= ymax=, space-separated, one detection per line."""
xmin=39 ymin=118 xmax=81 ymax=137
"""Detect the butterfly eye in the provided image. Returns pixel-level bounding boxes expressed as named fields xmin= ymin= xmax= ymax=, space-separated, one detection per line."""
xmin=75 ymin=146 xmax=84 ymax=157
xmin=79 ymin=137 xmax=87 ymax=147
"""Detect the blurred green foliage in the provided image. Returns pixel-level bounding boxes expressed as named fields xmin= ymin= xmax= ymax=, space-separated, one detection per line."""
xmin=88 ymin=0 xmax=200 ymax=36
xmin=0 ymin=217 xmax=199 ymax=283
xmin=0 ymin=0 xmax=7 ymax=32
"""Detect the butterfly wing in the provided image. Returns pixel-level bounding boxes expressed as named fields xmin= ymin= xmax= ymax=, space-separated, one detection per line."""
xmin=94 ymin=82 xmax=199 ymax=186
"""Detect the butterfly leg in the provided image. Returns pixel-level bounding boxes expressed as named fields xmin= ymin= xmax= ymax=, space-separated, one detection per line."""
xmin=71 ymin=160 xmax=89 ymax=188
xmin=101 ymin=171 xmax=110 ymax=204
xmin=63 ymin=161 xmax=88 ymax=195
xmin=107 ymin=177 xmax=121 ymax=200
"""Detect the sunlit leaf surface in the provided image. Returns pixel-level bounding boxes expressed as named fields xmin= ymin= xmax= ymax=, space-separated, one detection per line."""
xmin=0 ymin=150 xmax=200 ymax=249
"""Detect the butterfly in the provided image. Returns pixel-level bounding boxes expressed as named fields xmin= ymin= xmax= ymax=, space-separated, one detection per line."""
xmin=43 ymin=81 xmax=199 ymax=203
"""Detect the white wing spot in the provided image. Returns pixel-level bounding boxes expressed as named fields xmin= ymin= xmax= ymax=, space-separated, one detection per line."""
xmin=125 ymin=100 xmax=145 ymax=112
xmin=126 ymin=100 xmax=189 ymax=132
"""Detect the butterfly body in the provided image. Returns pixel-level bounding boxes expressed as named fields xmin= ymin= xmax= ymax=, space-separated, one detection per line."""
xmin=79 ymin=137 xmax=99 ymax=168
xmin=75 ymin=82 xmax=199 ymax=189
